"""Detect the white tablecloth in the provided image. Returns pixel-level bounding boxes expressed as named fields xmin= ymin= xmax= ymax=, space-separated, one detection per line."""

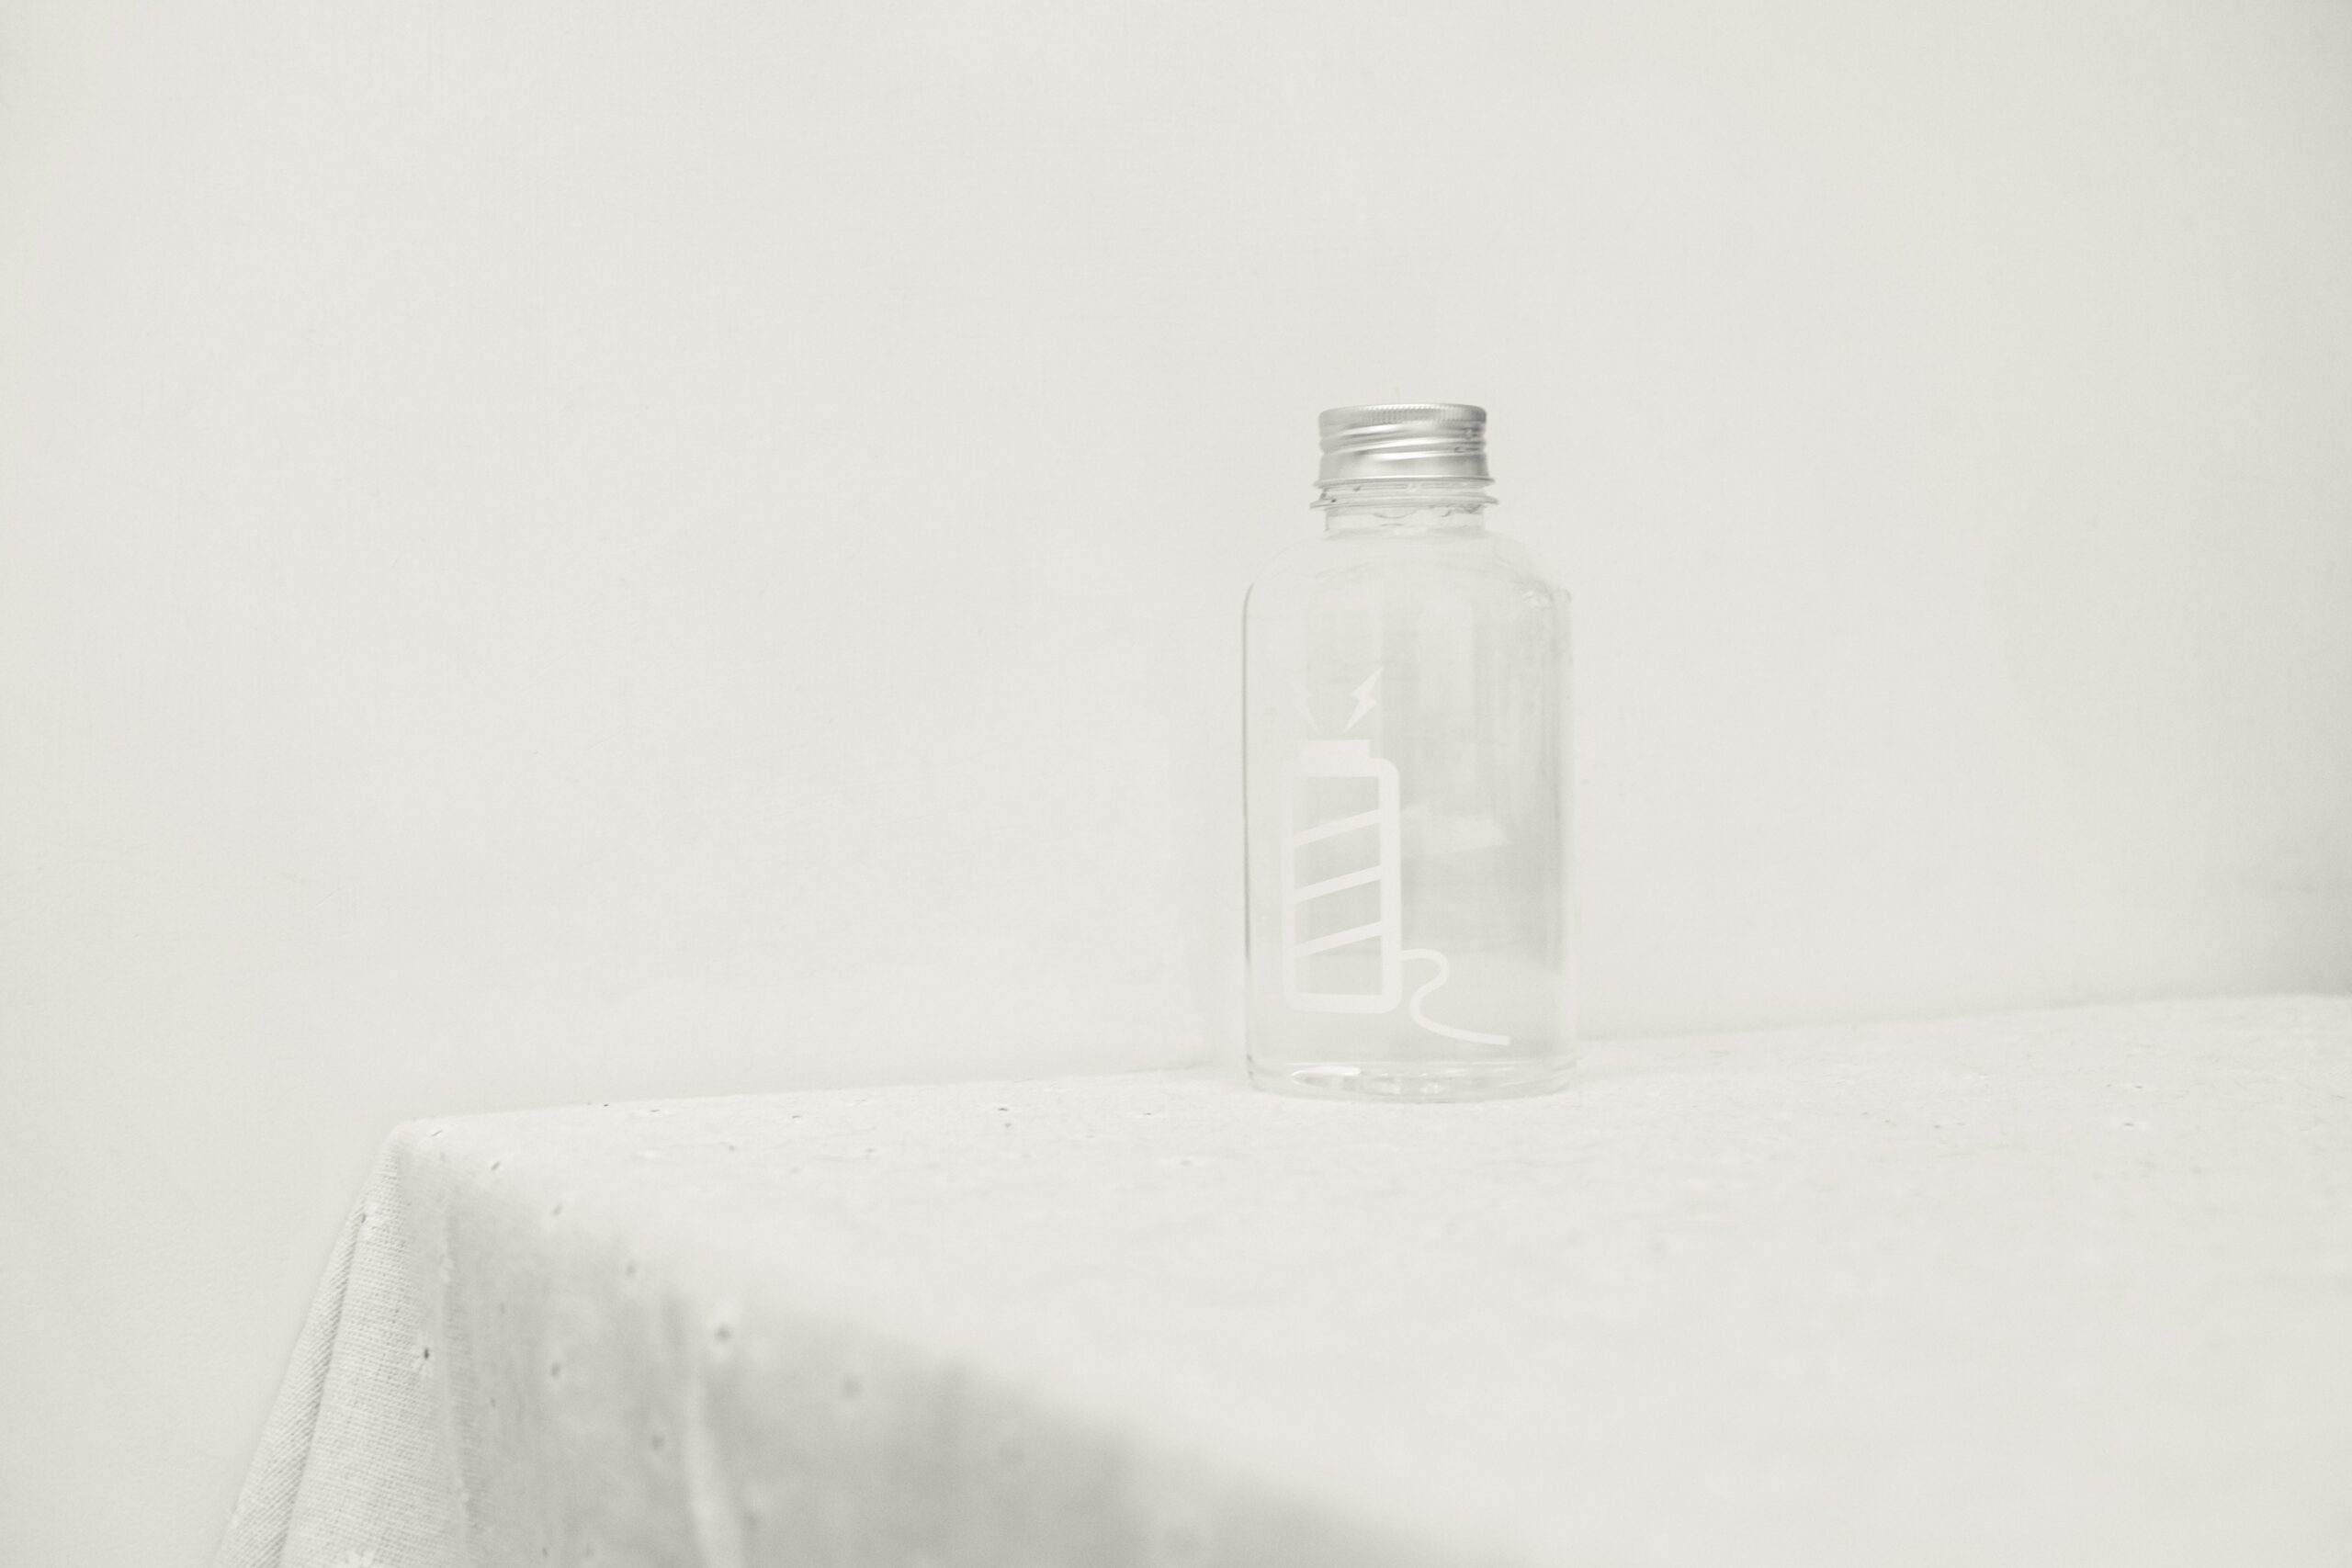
xmin=216 ymin=997 xmax=2352 ymax=1567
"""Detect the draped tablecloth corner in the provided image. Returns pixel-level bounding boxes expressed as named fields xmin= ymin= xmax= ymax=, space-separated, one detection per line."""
xmin=216 ymin=1121 xmax=471 ymax=1568
xmin=214 ymin=997 xmax=2352 ymax=1568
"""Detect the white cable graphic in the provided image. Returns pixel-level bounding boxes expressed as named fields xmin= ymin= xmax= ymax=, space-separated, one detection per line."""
xmin=1399 ymin=948 xmax=1510 ymax=1045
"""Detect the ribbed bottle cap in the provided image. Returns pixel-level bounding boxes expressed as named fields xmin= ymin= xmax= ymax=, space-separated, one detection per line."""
xmin=1316 ymin=403 xmax=1490 ymax=486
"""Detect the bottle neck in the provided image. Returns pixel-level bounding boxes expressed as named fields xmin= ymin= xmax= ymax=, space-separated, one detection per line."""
xmin=1316 ymin=478 xmax=1494 ymax=534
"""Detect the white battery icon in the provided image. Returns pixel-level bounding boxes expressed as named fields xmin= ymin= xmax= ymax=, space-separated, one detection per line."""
xmin=1280 ymin=738 xmax=1403 ymax=1013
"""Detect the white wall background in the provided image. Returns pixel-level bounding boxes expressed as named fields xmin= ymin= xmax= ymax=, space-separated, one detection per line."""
xmin=3 ymin=0 xmax=2346 ymax=1562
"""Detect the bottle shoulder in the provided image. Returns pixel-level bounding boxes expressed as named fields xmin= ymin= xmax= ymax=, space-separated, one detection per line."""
xmin=1245 ymin=525 xmax=1568 ymax=614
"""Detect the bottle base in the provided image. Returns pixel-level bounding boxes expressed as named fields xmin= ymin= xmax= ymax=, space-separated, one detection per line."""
xmin=1247 ymin=1057 xmax=1572 ymax=1103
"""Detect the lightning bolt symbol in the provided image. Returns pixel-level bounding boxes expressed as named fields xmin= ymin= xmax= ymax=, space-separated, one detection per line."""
xmin=1345 ymin=666 xmax=1383 ymax=732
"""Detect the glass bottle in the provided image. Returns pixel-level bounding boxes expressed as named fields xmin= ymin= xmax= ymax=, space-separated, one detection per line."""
xmin=1243 ymin=404 xmax=1572 ymax=1100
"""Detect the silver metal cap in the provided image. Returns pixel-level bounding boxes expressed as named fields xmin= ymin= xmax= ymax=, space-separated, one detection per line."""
xmin=1316 ymin=402 xmax=1490 ymax=486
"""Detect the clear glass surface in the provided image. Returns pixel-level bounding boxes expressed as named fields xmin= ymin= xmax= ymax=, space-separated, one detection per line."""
xmin=1244 ymin=481 xmax=1572 ymax=1100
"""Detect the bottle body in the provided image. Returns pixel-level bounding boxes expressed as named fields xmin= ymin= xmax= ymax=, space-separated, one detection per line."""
xmin=1244 ymin=486 xmax=1573 ymax=1100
